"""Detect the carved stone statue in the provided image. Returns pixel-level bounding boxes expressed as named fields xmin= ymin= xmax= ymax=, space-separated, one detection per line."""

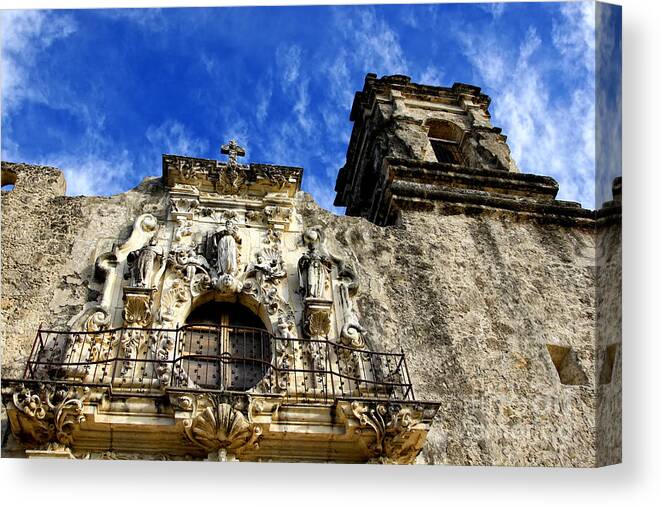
xmin=298 ymin=229 xmax=332 ymax=300
xmin=169 ymin=245 xmax=212 ymax=294
xmin=213 ymin=219 xmax=241 ymax=276
xmin=127 ymin=237 xmax=163 ymax=288
xmin=251 ymin=247 xmax=286 ymax=283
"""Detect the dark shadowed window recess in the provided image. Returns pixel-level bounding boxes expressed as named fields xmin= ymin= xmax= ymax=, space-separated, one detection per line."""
xmin=426 ymin=120 xmax=465 ymax=165
xmin=1 ymin=169 xmax=17 ymax=191
xmin=430 ymin=139 xmax=464 ymax=165
xmin=181 ymin=302 xmax=271 ymax=391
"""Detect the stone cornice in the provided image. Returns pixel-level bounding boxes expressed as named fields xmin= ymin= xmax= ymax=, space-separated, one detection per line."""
xmin=350 ymin=74 xmax=491 ymax=122
xmin=162 ymin=154 xmax=303 ymax=197
xmin=372 ymin=158 xmax=618 ymax=227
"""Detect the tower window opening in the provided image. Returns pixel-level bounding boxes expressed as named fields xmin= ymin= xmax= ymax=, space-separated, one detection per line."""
xmin=426 ymin=120 xmax=465 ymax=165
xmin=430 ymin=139 xmax=463 ymax=165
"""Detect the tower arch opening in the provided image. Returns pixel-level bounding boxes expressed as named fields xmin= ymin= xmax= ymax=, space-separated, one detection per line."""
xmin=425 ymin=119 xmax=466 ymax=165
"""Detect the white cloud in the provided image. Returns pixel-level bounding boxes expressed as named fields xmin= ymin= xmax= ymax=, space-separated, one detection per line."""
xmin=276 ymin=44 xmax=302 ymax=86
xmin=595 ymin=3 xmax=621 ymax=206
xmin=419 ymin=65 xmax=445 ymax=86
xmin=255 ymin=78 xmax=273 ymax=124
xmin=200 ymin=53 xmax=218 ymax=76
xmin=334 ymin=8 xmax=408 ymax=76
xmin=146 ymin=120 xmax=208 ymax=157
xmin=552 ymin=1 xmax=596 ymax=75
xmin=25 ymin=146 xmax=136 ymax=196
xmin=293 ymin=78 xmax=312 ymax=133
xmin=1 ymin=10 xmax=77 ymax=113
xmin=481 ymin=3 xmax=506 ymax=20
xmin=459 ymin=11 xmax=597 ymax=208
xmin=98 ymin=8 xmax=166 ymax=31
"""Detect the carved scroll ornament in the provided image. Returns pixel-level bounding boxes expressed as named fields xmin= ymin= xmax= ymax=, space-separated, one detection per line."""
xmin=9 ymin=384 xmax=87 ymax=448
xmin=351 ymin=401 xmax=428 ymax=464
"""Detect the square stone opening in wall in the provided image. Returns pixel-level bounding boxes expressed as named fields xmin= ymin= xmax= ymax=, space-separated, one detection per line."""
xmin=599 ymin=343 xmax=620 ymax=385
xmin=545 ymin=344 xmax=589 ymax=386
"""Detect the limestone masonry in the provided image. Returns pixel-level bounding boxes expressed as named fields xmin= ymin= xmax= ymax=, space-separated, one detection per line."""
xmin=1 ymin=74 xmax=621 ymax=465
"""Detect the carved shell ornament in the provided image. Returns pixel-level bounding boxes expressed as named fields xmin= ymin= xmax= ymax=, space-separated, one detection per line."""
xmin=123 ymin=295 xmax=153 ymax=326
xmin=182 ymin=398 xmax=262 ymax=454
xmin=252 ymin=247 xmax=287 ymax=282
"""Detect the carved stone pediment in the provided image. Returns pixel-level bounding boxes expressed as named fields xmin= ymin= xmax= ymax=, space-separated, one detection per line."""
xmin=162 ymin=142 xmax=302 ymax=198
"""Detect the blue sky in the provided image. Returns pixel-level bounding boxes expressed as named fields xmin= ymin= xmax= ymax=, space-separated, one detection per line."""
xmin=1 ymin=2 xmax=620 ymax=210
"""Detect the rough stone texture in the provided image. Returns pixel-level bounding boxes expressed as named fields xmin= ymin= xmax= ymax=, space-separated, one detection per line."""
xmin=595 ymin=188 xmax=622 ymax=467
xmin=1 ymin=162 xmax=167 ymax=379
xmin=0 ymin=161 xmax=621 ymax=466
xmin=0 ymin=74 xmax=621 ymax=466
xmin=298 ymin=195 xmax=602 ymax=466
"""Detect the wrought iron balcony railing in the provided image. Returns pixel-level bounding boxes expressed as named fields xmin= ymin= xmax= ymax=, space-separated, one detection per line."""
xmin=22 ymin=325 xmax=416 ymax=402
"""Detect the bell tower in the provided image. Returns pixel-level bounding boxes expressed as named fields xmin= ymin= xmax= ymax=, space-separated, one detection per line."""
xmin=334 ymin=74 xmax=589 ymax=226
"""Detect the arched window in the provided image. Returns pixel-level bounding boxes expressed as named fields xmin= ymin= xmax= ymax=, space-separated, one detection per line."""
xmin=178 ymin=302 xmax=272 ymax=391
xmin=426 ymin=120 xmax=465 ymax=165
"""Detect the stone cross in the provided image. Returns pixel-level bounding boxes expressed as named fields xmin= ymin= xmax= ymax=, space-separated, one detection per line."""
xmin=221 ymin=140 xmax=246 ymax=166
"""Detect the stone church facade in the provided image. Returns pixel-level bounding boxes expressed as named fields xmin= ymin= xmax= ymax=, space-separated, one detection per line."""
xmin=0 ymin=74 xmax=621 ymax=466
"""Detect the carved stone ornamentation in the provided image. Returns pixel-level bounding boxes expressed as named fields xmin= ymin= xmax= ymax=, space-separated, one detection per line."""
xmin=246 ymin=247 xmax=287 ymax=285
xmin=170 ymin=196 xmax=199 ymax=215
xmin=126 ymin=237 xmax=164 ymax=289
xmin=213 ymin=219 xmax=241 ymax=276
xmin=123 ymin=287 xmax=154 ymax=327
xmin=159 ymin=278 xmax=190 ymax=323
xmin=212 ymin=140 xmax=248 ymax=195
xmin=338 ymin=282 xmax=365 ymax=349
xmin=253 ymin=165 xmax=290 ymax=189
xmin=117 ymin=328 xmax=144 ymax=377
xmin=199 ymin=207 xmax=237 ymax=223
xmin=180 ymin=395 xmax=262 ymax=456
xmin=148 ymin=331 xmax=176 ymax=385
xmin=168 ymin=158 xmax=213 ymax=181
xmin=264 ymin=205 xmax=292 ymax=223
xmin=298 ymin=228 xmax=333 ymax=300
xmin=84 ymin=307 xmax=111 ymax=332
xmin=350 ymin=402 xmax=428 ymax=464
xmin=305 ymin=309 xmax=331 ymax=338
xmin=270 ymin=315 xmax=296 ymax=391
xmin=9 ymin=384 xmax=87 ymax=448
xmin=174 ymin=217 xmax=194 ymax=242
xmin=168 ymin=246 xmax=212 ymax=296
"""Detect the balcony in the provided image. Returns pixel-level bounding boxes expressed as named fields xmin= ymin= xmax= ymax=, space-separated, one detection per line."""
xmin=3 ymin=324 xmax=438 ymax=462
xmin=22 ymin=324 xmax=416 ymax=402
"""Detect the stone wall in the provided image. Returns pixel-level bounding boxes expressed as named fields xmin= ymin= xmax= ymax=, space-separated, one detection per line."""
xmin=1 ymin=162 xmax=167 ymax=379
xmin=1 ymin=162 xmax=621 ymax=466
xmin=298 ymin=194 xmax=608 ymax=466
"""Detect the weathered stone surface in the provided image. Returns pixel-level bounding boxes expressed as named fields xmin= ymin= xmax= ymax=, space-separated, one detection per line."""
xmin=1 ymin=162 xmax=167 ymax=379
xmin=0 ymin=161 xmax=621 ymax=466
xmin=297 ymin=193 xmax=611 ymax=466
xmin=0 ymin=74 xmax=621 ymax=466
